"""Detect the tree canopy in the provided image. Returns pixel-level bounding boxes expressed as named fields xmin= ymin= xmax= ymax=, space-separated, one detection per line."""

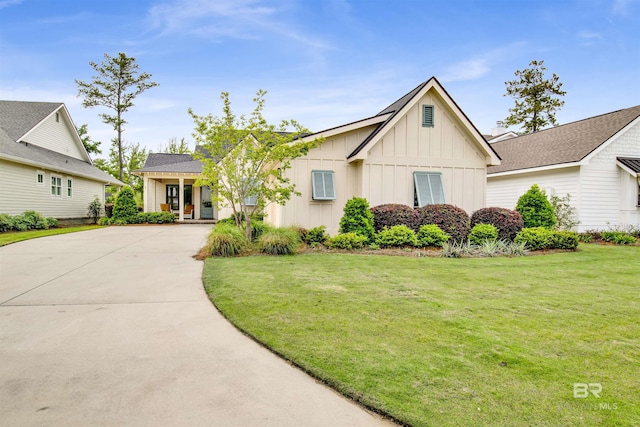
xmin=503 ymin=60 xmax=566 ymax=134
xmin=189 ymin=90 xmax=322 ymax=240
xmin=77 ymin=124 xmax=101 ymax=155
xmin=76 ymin=52 xmax=158 ymax=181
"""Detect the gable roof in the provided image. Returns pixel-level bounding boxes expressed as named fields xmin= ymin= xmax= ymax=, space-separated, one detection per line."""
xmin=346 ymin=77 xmax=500 ymax=164
xmin=0 ymin=100 xmax=122 ymax=185
xmin=488 ymin=105 xmax=640 ymax=175
xmin=136 ymin=146 xmax=215 ymax=174
xmin=617 ymin=157 xmax=640 ymax=175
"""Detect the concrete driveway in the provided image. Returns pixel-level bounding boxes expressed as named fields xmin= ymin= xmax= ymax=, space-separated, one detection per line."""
xmin=0 ymin=225 xmax=392 ymax=426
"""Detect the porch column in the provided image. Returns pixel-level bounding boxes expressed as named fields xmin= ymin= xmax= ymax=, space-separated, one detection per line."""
xmin=143 ymin=175 xmax=149 ymax=212
xmin=178 ymin=177 xmax=184 ymax=221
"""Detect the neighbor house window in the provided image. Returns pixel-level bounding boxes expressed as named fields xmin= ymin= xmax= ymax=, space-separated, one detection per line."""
xmin=311 ymin=170 xmax=336 ymax=200
xmin=244 ymin=195 xmax=258 ymax=206
xmin=51 ymin=176 xmax=62 ymax=197
xmin=166 ymin=185 xmax=179 ymax=210
xmin=414 ymin=172 xmax=445 ymax=207
xmin=66 ymin=178 xmax=73 ymax=197
xmin=422 ymin=105 xmax=434 ymax=127
xmin=36 ymin=171 xmax=44 ymax=184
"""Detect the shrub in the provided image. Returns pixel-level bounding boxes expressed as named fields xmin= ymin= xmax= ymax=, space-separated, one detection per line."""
xmin=137 ymin=212 xmax=176 ymax=224
xmin=514 ymin=227 xmax=554 ymax=250
xmin=415 ymin=204 xmax=470 ymax=242
xmin=305 ymin=225 xmax=329 ymax=246
xmin=104 ymin=203 xmax=114 ymax=218
xmin=327 ymin=232 xmax=367 ymax=250
xmin=416 ymin=224 xmax=450 ymax=247
xmin=469 ymin=223 xmax=499 ymax=245
xmin=46 ymin=217 xmax=58 ymax=228
xmin=339 ymin=197 xmax=376 ymax=243
xmin=515 ymin=184 xmax=556 ymax=229
xmin=601 ymin=231 xmax=637 ymax=245
xmin=208 ymin=223 xmax=248 ymax=257
xmin=0 ymin=214 xmax=13 ymax=232
xmin=550 ymin=194 xmax=579 ymax=231
xmin=479 ymin=239 xmax=500 ymax=257
xmin=247 ymin=220 xmax=273 ymax=241
xmin=258 ymin=228 xmax=301 ymax=255
xmin=87 ymin=197 xmax=103 ymax=224
xmin=376 ymin=225 xmax=417 ymax=247
xmin=289 ymin=225 xmax=308 ymax=242
xmin=112 ymin=186 xmax=139 ymax=224
xmin=470 ymin=207 xmax=524 ymax=241
xmin=440 ymin=241 xmax=473 ymax=258
xmin=550 ymin=231 xmax=579 ymax=250
xmin=11 ymin=211 xmax=49 ymax=231
xmin=370 ymin=204 xmax=417 ymax=232
xmin=97 ymin=217 xmax=112 ymax=226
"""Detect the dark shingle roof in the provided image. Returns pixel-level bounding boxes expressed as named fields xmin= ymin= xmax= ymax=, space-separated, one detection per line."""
xmin=137 ymin=148 xmax=213 ymax=173
xmin=488 ymin=105 xmax=640 ymax=174
xmin=618 ymin=157 xmax=640 ymax=173
xmin=0 ymin=100 xmax=61 ymax=141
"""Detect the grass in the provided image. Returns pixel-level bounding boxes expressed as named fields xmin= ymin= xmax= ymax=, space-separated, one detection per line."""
xmin=0 ymin=225 xmax=103 ymax=246
xmin=203 ymin=244 xmax=640 ymax=427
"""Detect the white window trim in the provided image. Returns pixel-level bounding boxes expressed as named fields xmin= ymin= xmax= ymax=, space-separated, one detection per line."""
xmin=311 ymin=170 xmax=336 ymax=201
xmin=51 ymin=175 xmax=62 ymax=197
xmin=66 ymin=177 xmax=73 ymax=198
xmin=36 ymin=170 xmax=45 ymax=185
xmin=414 ymin=171 xmax=445 ymax=207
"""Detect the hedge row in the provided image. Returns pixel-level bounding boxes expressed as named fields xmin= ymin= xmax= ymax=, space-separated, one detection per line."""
xmin=0 ymin=211 xmax=58 ymax=233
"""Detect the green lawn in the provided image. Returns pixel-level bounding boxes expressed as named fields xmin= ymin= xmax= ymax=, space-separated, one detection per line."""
xmin=203 ymin=245 xmax=639 ymax=427
xmin=0 ymin=225 xmax=103 ymax=246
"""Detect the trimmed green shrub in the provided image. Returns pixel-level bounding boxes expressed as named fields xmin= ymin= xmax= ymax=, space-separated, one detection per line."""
xmin=515 ymin=227 xmax=578 ymax=250
xmin=328 ymin=232 xmax=367 ymax=250
xmin=469 ymin=223 xmax=499 ymax=245
xmin=370 ymin=204 xmax=417 ymax=232
xmin=515 ymin=184 xmax=556 ymax=229
xmin=258 ymin=228 xmax=301 ymax=255
xmin=470 ymin=207 xmax=524 ymax=241
xmin=416 ymin=224 xmax=450 ymax=248
xmin=339 ymin=197 xmax=376 ymax=243
xmin=376 ymin=225 xmax=417 ymax=248
xmin=0 ymin=213 xmax=13 ymax=232
xmin=577 ymin=233 xmax=593 ymax=243
xmin=208 ymin=223 xmax=248 ymax=256
xmin=112 ymin=186 xmax=139 ymax=224
xmin=11 ymin=211 xmax=49 ymax=231
xmin=415 ymin=204 xmax=470 ymax=242
xmin=97 ymin=217 xmax=112 ymax=226
xmin=550 ymin=231 xmax=579 ymax=249
xmin=46 ymin=217 xmax=58 ymax=228
xmin=601 ymin=231 xmax=637 ymax=245
xmin=87 ymin=197 xmax=103 ymax=224
xmin=137 ymin=212 xmax=176 ymax=224
xmin=305 ymin=225 xmax=329 ymax=246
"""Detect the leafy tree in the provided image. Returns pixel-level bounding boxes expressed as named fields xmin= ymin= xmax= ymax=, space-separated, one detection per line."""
xmin=161 ymin=137 xmax=191 ymax=154
xmin=339 ymin=197 xmax=376 ymax=243
xmin=94 ymin=141 xmax=147 ymax=195
xmin=504 ymin=60 xmax=566 ymax=133
xmin=76 ymin=52 xmax=158 ymax=181
xmin=515 ymin=184 xmax=556 ymax=228
xmin=77 ymin=124 xmax=101 ymax=155
xmin=189 ymin=90 xmax=321 ymax=240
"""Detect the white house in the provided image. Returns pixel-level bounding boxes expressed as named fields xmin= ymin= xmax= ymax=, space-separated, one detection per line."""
xmin=0 ymin=101 xmax=123 ymax=219
xmin=487 ymin=105 xmax=640 ymax=231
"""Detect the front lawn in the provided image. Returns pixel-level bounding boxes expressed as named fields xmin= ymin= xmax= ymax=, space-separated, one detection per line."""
xmin=0 ymin=225 xmax=103 ymax=246
xmin=203 ymin=244 xmax=639 ymax=427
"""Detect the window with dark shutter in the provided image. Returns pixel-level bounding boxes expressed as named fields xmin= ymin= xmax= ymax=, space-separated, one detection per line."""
xmin=422 ymin=105 xmax=434 ymax=127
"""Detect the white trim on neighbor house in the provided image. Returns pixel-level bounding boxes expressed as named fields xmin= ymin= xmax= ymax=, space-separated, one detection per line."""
xmin=50 ymin=174 xmax=62 ymax=197
xmin=487 ymin=161 xmax=583 ymax=178
xmin=487 ymin=132 xmax=518 ymax=143
xmin=580 ymin=116 xmax=640 ymax=165
xmin=302 ymin=114 xmax=391 ymax=141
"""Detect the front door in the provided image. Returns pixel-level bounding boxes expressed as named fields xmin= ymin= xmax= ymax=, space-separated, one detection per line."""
xmin=200 ymin=186 xmax=214 ymax=219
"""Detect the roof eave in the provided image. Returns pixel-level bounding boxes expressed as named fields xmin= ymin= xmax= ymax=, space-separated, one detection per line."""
xmin=488 ymin=161 xmax=582 ymax=178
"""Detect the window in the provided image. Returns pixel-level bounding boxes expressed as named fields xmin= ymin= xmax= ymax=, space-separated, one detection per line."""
xmin=422 ymin=105 xmax=434 ymax=127
xmin=414 ymin=172 xmax=445 ymax=207
xmin=51 ymin=176 xmax=62 ymax=197
xmin=36 ymin=171 xmax=44 ymax=184
xmin=166 ymin=185 xmax=179 ymax=210
xmin=55 ymin=112 xmax=59 ymax=122
xmin=244 ymin=195 xmax=258 ymax=206
xmin=311 ymin=170 xmax=336 ymax=200
xmin=66 ymin=178 xmax=73 ymax=197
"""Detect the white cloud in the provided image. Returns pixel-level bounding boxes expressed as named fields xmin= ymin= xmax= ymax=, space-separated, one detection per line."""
xmin=577 ymin=30 xmax=602 ymax=40
xmin=440 ymin=58 xmax=490 ymax=83
xmin=612 ymin=0 xmax=638 ymax=15
xmin=0 ymin=0 xmax=22 ymax=9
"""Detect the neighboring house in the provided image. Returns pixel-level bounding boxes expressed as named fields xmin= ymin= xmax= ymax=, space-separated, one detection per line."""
xmin=261 ymin=76 xmax=501 ymax=234
xmin=0 ymin=100 xmax=123 ymax=219
xmin=134 ymin=150 xmax=211 ymax=222
xmin=136 ymin=77 xmax=500 ymax=230
xmin=487 ymin=105 xmax=640 ymax=231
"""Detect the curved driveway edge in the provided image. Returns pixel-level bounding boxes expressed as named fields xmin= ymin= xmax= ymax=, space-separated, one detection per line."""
xmin=0 ymin=225 xmax=393 ymax=426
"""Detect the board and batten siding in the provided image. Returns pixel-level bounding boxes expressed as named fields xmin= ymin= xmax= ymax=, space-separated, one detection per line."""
xmin=21 ymin=110 xmax=87 ymax=161
xmin=0 ymin=159 xmax=105 ymax=217
xmin=364 ymin=92 xmax=488 ymax=214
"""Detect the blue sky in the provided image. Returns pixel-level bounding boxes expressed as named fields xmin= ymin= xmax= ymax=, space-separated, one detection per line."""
xmin=1 ymin=0 xmax=639 ymax=158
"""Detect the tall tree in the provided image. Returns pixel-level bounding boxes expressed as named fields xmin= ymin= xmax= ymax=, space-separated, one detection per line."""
xmin=189 ymin=90 xmax=322 ymax=240
xmin=503 ymin=60 xmax=566 ymax=133
xmin=75 ymin=52 xmax=158 ymax=181
xmin=76 ymin=124 xmax=102 ymax=155
xmin=160 ymin=137 xmax=191 ymax=154
xmin=94 ymin=140 xmax=147 ymax=195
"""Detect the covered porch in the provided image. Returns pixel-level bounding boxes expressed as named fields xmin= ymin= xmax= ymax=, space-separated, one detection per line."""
xmin=140 ymin=172 xmax=217 ymax=222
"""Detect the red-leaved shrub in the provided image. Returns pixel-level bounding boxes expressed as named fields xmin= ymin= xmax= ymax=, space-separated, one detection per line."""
xmin=471 ymin=207 xmax=524 ymax=241
xmin=370 ymin=204 xmax=417 ymax=232
xmin=415 ymin=204 xmax=470 ymax=242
